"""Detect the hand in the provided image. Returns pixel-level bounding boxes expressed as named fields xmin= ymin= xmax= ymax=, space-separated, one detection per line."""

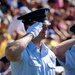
xmin=27 ymin=22 xmax=43 ymax=38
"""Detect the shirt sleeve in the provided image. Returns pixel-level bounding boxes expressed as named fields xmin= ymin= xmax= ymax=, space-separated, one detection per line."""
xmin=57 ymin=46 xmax=75 ymax=70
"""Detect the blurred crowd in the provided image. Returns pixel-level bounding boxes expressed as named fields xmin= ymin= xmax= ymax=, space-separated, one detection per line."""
xmin=0 ymin=0 xmax=75 ymax=75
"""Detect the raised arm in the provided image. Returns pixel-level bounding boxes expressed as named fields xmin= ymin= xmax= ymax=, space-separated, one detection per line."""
xmin=5 ymin=22 xmax=43 ymax=61
xmin=5 ymin=33 xmax=33 ymax=61
xmin=53 ymin=39 xmax=75 ymax=61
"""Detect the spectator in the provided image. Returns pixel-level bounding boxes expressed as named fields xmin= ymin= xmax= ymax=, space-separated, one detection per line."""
xmin=7 ymin=6 xmax=31 ymax=40
xmin=0 ymin=17 xmax=12 ymax=74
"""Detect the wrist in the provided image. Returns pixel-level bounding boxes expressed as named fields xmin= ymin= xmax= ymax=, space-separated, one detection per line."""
xmin=27 ymin=33 xmax=34 ymax=39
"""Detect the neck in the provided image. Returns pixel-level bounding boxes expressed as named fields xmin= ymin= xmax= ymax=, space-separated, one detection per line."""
xmin=32 ymin=37 xmax=42 ymax=48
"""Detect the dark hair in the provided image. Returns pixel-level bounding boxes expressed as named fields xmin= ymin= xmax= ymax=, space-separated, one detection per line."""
xmin=22 ymin=21 xmax=36 ymax=30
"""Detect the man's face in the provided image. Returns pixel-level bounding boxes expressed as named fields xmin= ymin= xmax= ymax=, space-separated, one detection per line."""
xmin=38 ymin=25 xmax=49 ymax=39
xmin=25 ymin=22 xmax=49 ymax=39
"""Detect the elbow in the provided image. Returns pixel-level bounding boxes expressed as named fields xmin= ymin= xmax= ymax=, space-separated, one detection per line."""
xmin=52 ymin=46 xmax=61 ymax=58
xmin=5 ymin=47 xmax=19 ymax=62
xmin=53 ymin=46 xmax=65 ymax=61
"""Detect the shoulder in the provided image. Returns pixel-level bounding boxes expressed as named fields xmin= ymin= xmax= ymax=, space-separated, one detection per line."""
xmin=66 ymin=46 xmax=75 ymax=56
xmin=43 ymin=43 xmax=56 ymax=58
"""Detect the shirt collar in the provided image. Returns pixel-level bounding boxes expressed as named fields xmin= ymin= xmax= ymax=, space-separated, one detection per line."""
xmin=27 ymin=41 xmax=37 ymax=52
xmin=41 ymin=43 xmax=48 ymax=54
xmin=27 ymin=42 xmax=48 ymax=54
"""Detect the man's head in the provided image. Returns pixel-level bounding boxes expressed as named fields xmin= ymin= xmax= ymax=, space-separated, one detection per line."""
xmin=0 ymin=17 xmax=9 ymax=30
xmin=17 ymin=8 xmax=51 ymax=30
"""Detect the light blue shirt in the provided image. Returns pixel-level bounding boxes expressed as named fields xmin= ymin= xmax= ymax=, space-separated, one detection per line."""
xmin=10 ymin=42 xmax=56 ymax=75
xmin=58 ymin=46 xmax=75 ymax=75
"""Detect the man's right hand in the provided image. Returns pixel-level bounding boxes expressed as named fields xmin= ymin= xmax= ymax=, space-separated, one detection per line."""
xmin=27 ymin=22 xmax=43 ymax=38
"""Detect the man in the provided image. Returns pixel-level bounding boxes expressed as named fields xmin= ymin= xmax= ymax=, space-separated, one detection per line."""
xmin=5 ymin=8 xmax=56 ymax=75
xmin=53 ymin=24 xmax=75 ymax=75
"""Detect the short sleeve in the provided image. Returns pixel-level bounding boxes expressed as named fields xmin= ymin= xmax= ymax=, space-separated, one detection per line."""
xmin=57 ymin=46 xmax=75 ymax=70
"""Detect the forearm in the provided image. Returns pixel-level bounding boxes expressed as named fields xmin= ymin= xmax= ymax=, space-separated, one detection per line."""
xmin=5 ymin=33 xmax=33 ymax=61
xmin=53 ymin=39 xmax=75 ymax=61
